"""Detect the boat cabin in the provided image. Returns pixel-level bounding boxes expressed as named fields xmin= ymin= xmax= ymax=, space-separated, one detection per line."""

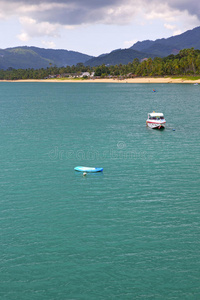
xmin=148 ymin=112 xmax=165 ymax=120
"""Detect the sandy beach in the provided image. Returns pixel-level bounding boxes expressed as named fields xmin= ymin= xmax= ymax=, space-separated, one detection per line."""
xmin=1 ymin=77 xmax=200 ymax=84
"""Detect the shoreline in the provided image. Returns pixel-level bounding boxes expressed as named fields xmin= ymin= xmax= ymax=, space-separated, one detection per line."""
xmin=0 ymin=77 xmax=200 ymax=84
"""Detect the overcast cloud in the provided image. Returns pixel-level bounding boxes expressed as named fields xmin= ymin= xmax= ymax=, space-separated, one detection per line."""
xmin=0 ymin=0 xmax=199 ymax=54
xmin=1 ymin=0 xmax=200 ymax=26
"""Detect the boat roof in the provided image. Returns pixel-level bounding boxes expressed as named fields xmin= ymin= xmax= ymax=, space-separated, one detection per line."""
xmin=149 ymin=112 xmax=164 ymax=116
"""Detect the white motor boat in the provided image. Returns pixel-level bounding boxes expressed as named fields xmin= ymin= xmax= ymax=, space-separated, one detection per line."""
xmin=146 ymin=112 xmax=166 ymax=129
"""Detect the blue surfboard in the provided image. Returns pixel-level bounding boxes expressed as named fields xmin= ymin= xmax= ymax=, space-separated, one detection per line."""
xmin=74 ymin=166 xmax=103 ymax=173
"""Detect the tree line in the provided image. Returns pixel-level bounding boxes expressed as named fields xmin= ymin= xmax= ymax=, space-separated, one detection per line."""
xmin=0 ymin=48 xmax=200 ymax=80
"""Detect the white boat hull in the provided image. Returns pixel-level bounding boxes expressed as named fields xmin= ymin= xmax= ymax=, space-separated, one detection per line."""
xmin=74 ymin=166 xmax=103 ymax=172
xmin=146 ymin=121 xmax=166 ymax=129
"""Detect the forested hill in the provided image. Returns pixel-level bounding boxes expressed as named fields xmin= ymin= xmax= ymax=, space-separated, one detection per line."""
xmin=85 ymin=49 xmax=155 ymax=67
xmin=0 ymin=26 xmax=200 ymax=70
xmin=85 ymin=26 xmax=200 ymax=66
xmin=130 ymin=26 xmax=200 ymax=57
xmin=0 ymin=48 xmax=200 ymax=80
xmin=0 ymin=46 xmax=93 ymax=70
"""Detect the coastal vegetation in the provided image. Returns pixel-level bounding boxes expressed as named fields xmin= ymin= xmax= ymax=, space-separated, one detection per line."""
xmin=0 ymin=48 xmax=200 ymax=80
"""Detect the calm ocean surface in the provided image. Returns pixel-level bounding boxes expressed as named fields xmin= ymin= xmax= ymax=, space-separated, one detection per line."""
xmin=0 ymin=82 xmax=200 ymax=299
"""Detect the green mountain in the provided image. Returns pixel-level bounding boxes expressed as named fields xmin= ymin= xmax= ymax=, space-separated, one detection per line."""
xmin=0 ymin=26 xmax=200 ymax=70
xmin=85 ymin=48 xmax=155 ymax=67
xmin=130 ymin=26 xmax=200 ymax=57
xmin=86 ymin=27 xmax=200 ymax=67
xmin=0 ymin=46 xmax=93 ymax=70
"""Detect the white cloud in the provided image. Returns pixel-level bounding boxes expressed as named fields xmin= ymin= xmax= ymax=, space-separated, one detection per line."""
xmin=0 ymin=0 xmax=199 ymax=42
xmin=18 ymin=16 xmax=59 ymax=40
xmin=164 ymin=24 xmax=176 ymax=30
xmin=17 ymin=32 xmax=29 ymax=42
xmin=42 ymin=40 xmax=56 ymax=48
xmin=173 ymin=30 xmax=182 ymax=36
xmin=123 ymin=39 xmax=138 ymax=48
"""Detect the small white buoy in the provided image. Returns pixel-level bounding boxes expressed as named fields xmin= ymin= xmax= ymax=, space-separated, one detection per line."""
xmin=83 ymin=172 xmax=87 ymax=176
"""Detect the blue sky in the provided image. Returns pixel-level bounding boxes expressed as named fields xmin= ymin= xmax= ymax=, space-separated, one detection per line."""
xmin=0 ymin=0 xmax=199 ymax=56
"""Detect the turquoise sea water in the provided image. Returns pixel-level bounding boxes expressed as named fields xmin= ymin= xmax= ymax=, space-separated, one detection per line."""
xmin=0 ymin=82 xmax=200 ymax=299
